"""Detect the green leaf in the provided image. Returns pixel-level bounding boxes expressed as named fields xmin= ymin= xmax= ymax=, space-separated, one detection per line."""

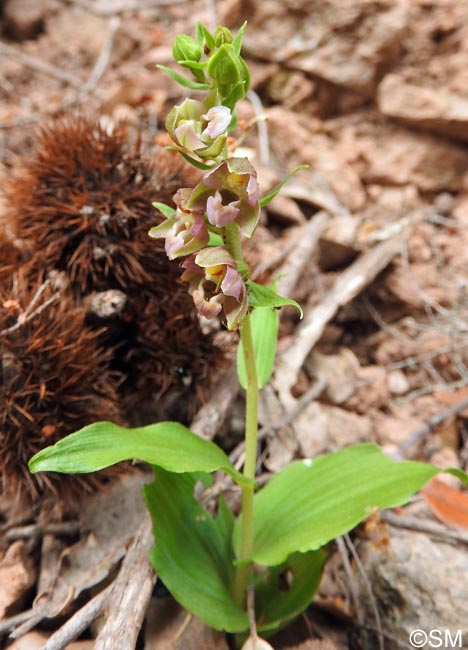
xmin=144 ymin=468 xmax=249 ymax=633
xmin=247 ymin=281 xmax=303 ymax=318
xmin=178 ymin=60 xmax=208 ymax=82
xmin=233 ymin=443 xmax=468 ymax=566
xmin=29 ymin=421 xmax=251 ymax=488
xmin=165 ymin=146 xmax=215 ymax=170
xmin=260 ymin=165 xmax=309 ymax=208
xmin=255 ymin=550 xmax=326 ymax=634
xmin=195 ymin=20 xmax=205 ymax=48
xmin=152 ymin=201 xmax=176 ymax=218
xmin=156 ymin=65 xmax=210 ymax=90
xmin=237 ymin=306 xmax=279 ymax=389
xmin=200 ymin=22 xmax=216 ymax=52
xmin=233 ymin=21 xmax=248 ymax=56
xmin=178 ymin=59 xmax=207 ymax=72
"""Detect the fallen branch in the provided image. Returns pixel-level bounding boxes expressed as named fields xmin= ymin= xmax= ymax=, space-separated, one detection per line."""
xmin=69 ymin=0 xmax=184 ymax=15
xmin=274 ymin=233 xmax=406 ymax=409
xmin=190 ymin=364 xmax=240 ymax=440
xmin=0 ymin=15 xmax=119 ymax=130
xmin=0 ymin=42 xmax=84 ymax=89
xmin=381 ymin=510 xmax=468 ymax=545
xmin=394 ymin=394 xmax=468 ymax=460
xmin=94 ymin=517 xmax=156 ymax=650
xmin=42 ymin=584 xmax=113 ymax=650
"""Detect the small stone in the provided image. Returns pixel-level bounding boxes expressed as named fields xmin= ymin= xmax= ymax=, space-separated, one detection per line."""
xmin=378 ymin=73 xmax=468 ymax=143
xmin=357 ymin=530 xmax=468 ymax=649
xmin=387 ymin=369 xmax=410 ymax=396
xmin=3 ymin=0 xmax=46 ymax=41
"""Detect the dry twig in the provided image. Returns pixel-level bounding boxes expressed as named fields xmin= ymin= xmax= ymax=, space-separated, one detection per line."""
xmin=42 ymin=585 xmax=113 ymax=650
xmin=69 ymin=0 xmax=184 ymax=14
xmin=274 ymin=233 xmax=407 ymax=409
xmin=381 ymin=510 xmax=468 ymax=545
xmin=343 ymin=534 xmax=383 ymax=650
xmin=94 ymin=517 xmax=156 ymax=650
xmin=394 ymin=394 xmax=468 ymax=460
xmin=0 ymin=42 xmax=84 ymax=89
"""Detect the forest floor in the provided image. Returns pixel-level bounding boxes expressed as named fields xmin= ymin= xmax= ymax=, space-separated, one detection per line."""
xmin=1 ymin=0 xmax=468 ymax=648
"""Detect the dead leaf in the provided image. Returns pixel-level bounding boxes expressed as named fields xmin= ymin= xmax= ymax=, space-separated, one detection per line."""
xmin=145 ymin=598 xmax=229 ymax=650
xmin=422 ymin=477 xmax=468 ymax=530
xmin=24 ymin=473 xmax=151 ymax=629
xmin=0 ymin=541 xmax=36 ymax=619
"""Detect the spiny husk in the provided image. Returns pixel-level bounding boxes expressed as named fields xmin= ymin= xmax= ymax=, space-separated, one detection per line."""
xmin=4 ymin=116 xmax=199 ymax=293
xmin=0 ymin=274 xmax=124 ymax=515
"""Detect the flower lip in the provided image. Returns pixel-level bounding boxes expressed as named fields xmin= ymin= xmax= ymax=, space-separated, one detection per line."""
xmin=181 ymin=247 xmax=248 ymax=329
xmin=206 ymin=191 xmax=240 ymax=228
xmin=201 ymin=106 xmax=231 ymax=139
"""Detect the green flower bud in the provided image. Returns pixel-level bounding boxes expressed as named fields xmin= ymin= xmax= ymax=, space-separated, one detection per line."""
xmin=214 ymin=26 xmax=233 ymax=47
xmin=207 ymin=44 xmax=249 ymax=90
xmin=172 ymin=35 xmax=202 ymax=63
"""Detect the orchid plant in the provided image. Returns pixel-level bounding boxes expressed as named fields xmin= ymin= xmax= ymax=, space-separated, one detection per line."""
xmin=29 ymin=22 xmax=468 ymax=646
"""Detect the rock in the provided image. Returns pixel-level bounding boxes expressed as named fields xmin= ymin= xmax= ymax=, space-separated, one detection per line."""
xmin=344 ymin=366 xmax=389 ymax=414
xmin=244 ymin=0 xmax=409 ymax=96
xmin=3 ymin=0 xmax=45 ymax=41
xmin=378 ymin=73 xmax=468 ymax=143
xmin=357 ymin=124 xmax=468 ymax=192
xmin=267 ymin=106 xmax=367 ymax=211
xmin=294 ymin=401 xmax=373 ymax=457
xmin=0 ymin=541 xmax=36 ymax=618
xmin=387 ymin=370 xmax=410 ymax=396
xmin=305 ymin=349 xmax=360 ymax=405
xmin=357 ymin=529 xmax=468 ymax=649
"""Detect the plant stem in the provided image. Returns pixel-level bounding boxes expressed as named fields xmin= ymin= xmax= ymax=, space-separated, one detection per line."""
xmin=225 ymin=222 xmax=243 ymax=264
xmin=233 ymin=313 xmax=259 ymax=607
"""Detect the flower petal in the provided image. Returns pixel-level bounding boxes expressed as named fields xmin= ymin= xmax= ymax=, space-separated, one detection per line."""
xmin=206 ymin=191 xmax=240 ymax=227
xmin=202 ymin=106 xmax=231 ymax=139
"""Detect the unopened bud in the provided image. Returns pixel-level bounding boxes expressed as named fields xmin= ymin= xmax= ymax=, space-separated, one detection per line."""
xmin=172 ymin=35 xmax=202 ymax=62
xmin=207 ymin=44 xmax=248 ymax=88
xmin=214 ymin=26 xmax=233 ymax=47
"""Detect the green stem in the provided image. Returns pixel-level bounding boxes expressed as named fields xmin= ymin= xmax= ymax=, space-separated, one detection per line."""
xmin=225 ymin=222 xmax=243 ymax=264
xmin=233 ymin=313 xmax=259 ymax=607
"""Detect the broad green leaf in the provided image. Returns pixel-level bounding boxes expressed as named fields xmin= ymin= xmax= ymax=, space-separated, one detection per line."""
xmin=237 ymin=306 xmax=279 ymax=389
xmin=255 ymin=550 xmax=326 ymax=634
xmin=29 ymin=421 xmax=251 ymax=488
xmin=152 ymin=201 xmax=176 ymax=218
xmin=156 ymin=65 xmax=210 ymax=90
xmin=260 ymin=165 xmax=309 ymax=208
xmin=232 ymin=21 xmax=247 ymax=55
xmin=234 ymin=443 xmax=468 ymax=566
xmin=144 ymin=468 xmax=249 ymax=633
xmin=247 ymin=281 xmax=303 ymax=317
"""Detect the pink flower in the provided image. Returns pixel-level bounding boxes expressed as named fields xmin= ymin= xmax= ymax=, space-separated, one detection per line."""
xmin=202 ymin=158 xmax=260 ymax=236
xmin=149 ymin=188 xmax=209 ymax=259
xmin=206 ymin=191 xmax=240 ymax=227
xmin=181 ymin=246 xmax=248 ymax=329
xmin=201 ymin=106 xmax=231 ymax=139
xmin=166 ymin=99 xmax=231 ymax=160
